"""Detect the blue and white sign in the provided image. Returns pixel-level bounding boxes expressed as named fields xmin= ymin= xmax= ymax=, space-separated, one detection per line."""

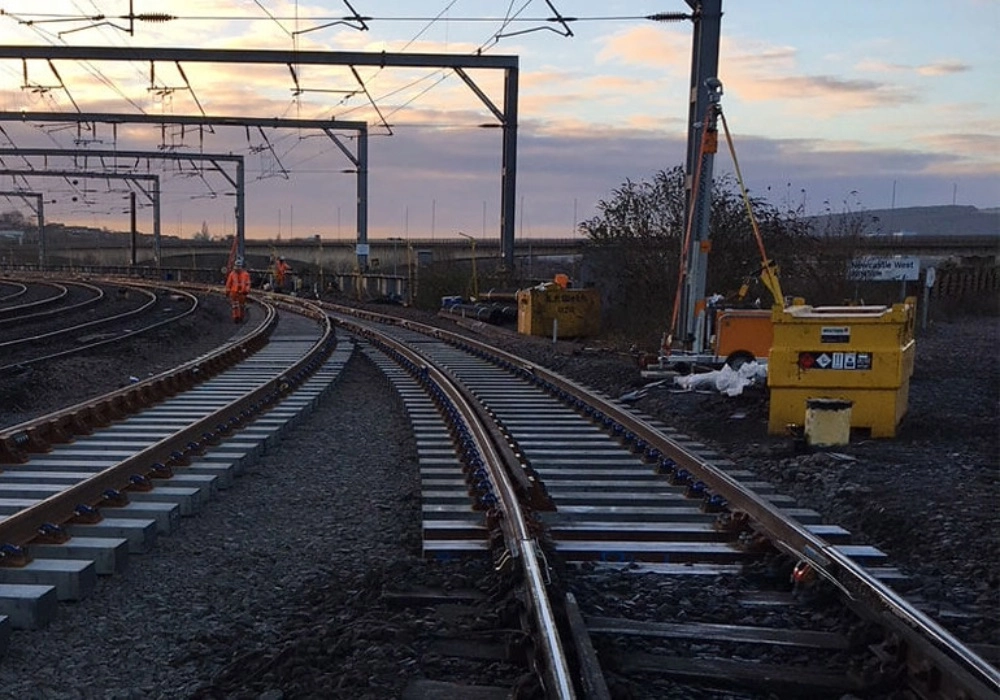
xmin=848 ymin=255 xmax=921 ymax=281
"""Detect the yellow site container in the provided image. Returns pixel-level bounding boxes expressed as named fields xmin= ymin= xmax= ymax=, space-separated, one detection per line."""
xmin=767 ymin=298 xmax=916 ymax=438
xmin=517 ymin=285 xmax=601 ymax=338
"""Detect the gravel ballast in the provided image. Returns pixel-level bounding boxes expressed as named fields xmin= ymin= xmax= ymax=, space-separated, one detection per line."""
xmin=478 ymin=314 xmax=1000 ymax=647
xmin=0 ymin=291 xmax=244 ymax=428
xmin=0 ymin=295 xmax=995 ymax=697
xmin=0 ymin=350 xmax=433 ymax=699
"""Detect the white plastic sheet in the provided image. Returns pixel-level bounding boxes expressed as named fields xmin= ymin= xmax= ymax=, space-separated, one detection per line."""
xmin=674 ymin=361 xmax=767 ymax=396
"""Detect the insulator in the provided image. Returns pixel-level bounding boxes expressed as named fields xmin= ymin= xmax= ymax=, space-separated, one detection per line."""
xmin=136 ymin=13 xmax=176 ymax=23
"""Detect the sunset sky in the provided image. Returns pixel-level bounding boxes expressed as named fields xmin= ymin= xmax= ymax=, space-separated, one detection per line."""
xmin=0 ymin=1 xmax=996 ymax=241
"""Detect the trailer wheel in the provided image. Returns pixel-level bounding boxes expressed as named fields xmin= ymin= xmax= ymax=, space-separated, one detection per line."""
xmin=724 ymin=351 xmax=755 ymax=370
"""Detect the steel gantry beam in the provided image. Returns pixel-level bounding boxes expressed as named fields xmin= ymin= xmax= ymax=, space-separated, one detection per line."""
xmin=0 ymin=190 xmax=44 ymax=266
xmin=0 ymin=112 xmax=367 ymax=270
xmin=0 ymin=169 xmax=159 ymax=266
xmin=0 ymin=147 xmax=244 ymax=264
xmin=0 ymin=45 xmax=520 ymax=270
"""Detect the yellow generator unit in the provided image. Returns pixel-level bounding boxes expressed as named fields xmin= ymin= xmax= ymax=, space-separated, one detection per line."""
xmin=767 ymin=298 xmax=916 ymax=438
xmin=517 ymin=284 xmax=601 ymax=339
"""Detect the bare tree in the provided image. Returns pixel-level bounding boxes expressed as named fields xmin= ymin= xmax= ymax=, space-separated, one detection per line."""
xmin=579 ymin=167 xmax=819 ymax=348
xmin=193 ymin=221 xmax=212 ymax=241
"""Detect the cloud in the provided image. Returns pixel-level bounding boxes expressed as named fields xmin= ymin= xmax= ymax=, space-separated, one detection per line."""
xmin=854 ymin=59 xmax=908 ymax=74
xmin=4 ymin=109 xmax=995 ymax=243
xmin=854 ymin=59 xmax=970 ymax=78
xmin=724 ymin=41 xmax=799 ymax=70
xmin=593 ymin=25 xmax=917 ymax=113
xmin=916 ymin=132 xmax=1000 ymax=168
xmin=916 ymin=60 xmax=971 ymax=76
xmin=0 ymin=8 xmax=994 ymax=240
xmin=738 ymin=74 xmax=917 ymax=110
xmin=595 ymin=25 xmax=690 ymax=73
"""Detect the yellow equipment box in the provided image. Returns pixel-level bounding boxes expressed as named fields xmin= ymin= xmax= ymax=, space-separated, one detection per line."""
xmin=767 ymin=298 xmax=916 ymax=438
xmin=517 ymin=285 xmax=601 ymax=338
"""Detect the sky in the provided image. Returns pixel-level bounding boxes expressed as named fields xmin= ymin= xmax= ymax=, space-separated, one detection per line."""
xmin=0 ymin=0 xmax=996 ymax=242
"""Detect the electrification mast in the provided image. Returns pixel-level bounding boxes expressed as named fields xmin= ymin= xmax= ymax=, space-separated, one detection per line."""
xmin=679 ymin=0 xmax=723 ymax=351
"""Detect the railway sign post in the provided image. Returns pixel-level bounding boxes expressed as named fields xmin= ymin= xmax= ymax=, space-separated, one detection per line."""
xmin=848 ymin=255 xmax=921 ymax=303
xmin=922 ymin=266 xmax=936 ymax=331
xmin=847 ymin=255 xmax=921 ymax=282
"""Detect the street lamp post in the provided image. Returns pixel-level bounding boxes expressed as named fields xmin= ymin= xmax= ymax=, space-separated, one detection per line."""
xmin=387 ymin=237 xmax=404 ymax=277
xmin=457 ymin=231 xmax=478 ymax=300
xmin=386 ymin=236 xmax=405 ymax=301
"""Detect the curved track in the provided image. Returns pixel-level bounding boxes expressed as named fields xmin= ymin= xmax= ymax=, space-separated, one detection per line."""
xmin=0 ymin=280 xmax=104 ymax=328
xmin=0 ymin=281 xmax=28 ymax=304
xmin=0 ymin=295 xmax=343 ymax=641
xmin=0 ymin=279 xmax=70 ymax=317
xmin=0 ymin=280 xmax=199 ymax=373
xmin=329 ymin=302 xmax=1000 ymax=699
xmin=0 ymin=286 xmax=995 ymax=698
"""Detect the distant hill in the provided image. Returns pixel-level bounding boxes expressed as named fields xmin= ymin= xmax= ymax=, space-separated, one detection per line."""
xmin=807 ymin=205 xmax=999 ymax=237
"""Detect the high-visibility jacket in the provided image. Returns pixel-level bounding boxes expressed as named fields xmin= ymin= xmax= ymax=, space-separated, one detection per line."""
xmin=275 ymin=260 xmax=290 ymax=284
xmin=226 ymin=269 xmax=251 ymax=295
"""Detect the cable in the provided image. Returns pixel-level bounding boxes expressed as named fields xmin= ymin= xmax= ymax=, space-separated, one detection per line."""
xmin=3 ymin=11 xmax=664 ymax=24
xmin=252 ymin=0 xmax=293 ymax=37
xmin=399 ymin=0 xmax=460 ymax=52
xmin=2 ymin=8 xmax=147 ymax=112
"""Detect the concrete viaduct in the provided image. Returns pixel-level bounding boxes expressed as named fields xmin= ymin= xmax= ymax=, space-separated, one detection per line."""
xmin=35 ymin=233 xmax=1000 ymax=273
xmin=40 ymin=237 xmax=583 ymax=273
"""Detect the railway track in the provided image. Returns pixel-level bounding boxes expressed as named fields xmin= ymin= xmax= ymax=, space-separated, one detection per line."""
xmin=328 ymin=302 xmax=1000 ymax=699
xmin=0 ymin=287 xmax=995 ymax=697
xmin=0 ymin=278 xmax=104 ymax=323
xmin=0 ymin=278 xmax=200 ymax=373
xmin=0 ymin=280 xmax=28 ymax=303
xmin=0 ymin=278 xmax=70 ymax=314
xmin=0 ymin=295 xmax=342 ymax=637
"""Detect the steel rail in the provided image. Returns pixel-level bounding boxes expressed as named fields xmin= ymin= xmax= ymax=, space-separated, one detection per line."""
xmin=0 ymin=283 xmax=200 ymax=373
xmin=0 ymin=297 xmax=334 ymax=548
xmin=0 ymin=290 xmax=275 ymax=462
xmin=0 ymin=280 xmax=68 ymax=318
xmin=0 ymin=280 xmax=104 ymax=328
xmin=0 ymin=284 xmax=154 ymax=349
xmin=0 ymin=281 xmax=28 ymax=303
xmin=529 ymin=369 xmax=1000 ymax=699
xmin=332 ymin=311 xmax=577 ymax=700
xmin=322 ymin=302 xmax=1000 ymax=700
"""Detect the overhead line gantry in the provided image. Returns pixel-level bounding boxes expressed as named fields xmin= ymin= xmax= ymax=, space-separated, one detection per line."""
xmin=0 ymin=45 xmax=520 ymax=270
xmin=0 ymin=169 xmax=160 ymax=268
xmin=0 ymin=147 xmax=245 ymax=265
xmin=0 ymin=112 xmax=365 ymax=269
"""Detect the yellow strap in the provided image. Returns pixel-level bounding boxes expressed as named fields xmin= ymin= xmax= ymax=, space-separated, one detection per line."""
xmin=719 ymin=110 xmax=784 ymax=306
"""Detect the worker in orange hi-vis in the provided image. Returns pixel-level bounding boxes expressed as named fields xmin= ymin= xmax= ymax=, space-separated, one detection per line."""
xmin=225 ymin=258 xmax=252 ymax=323
xmin=275 ymin=256 xmax=290 ymax=291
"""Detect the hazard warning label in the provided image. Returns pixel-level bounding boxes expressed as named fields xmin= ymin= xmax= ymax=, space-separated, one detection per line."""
xmin=798 ymin=351 xmax=873 ymax=370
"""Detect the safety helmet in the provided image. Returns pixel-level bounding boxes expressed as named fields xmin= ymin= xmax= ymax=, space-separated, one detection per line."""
xmin=235 ymin=258 xmax=244 ymax=269
xmin=278 ymin=257 xmax=285 ymax=262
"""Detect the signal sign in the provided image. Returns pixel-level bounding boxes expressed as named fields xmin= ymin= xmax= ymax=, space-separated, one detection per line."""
xmin=798 ymin=351 xmax=872 ymax=370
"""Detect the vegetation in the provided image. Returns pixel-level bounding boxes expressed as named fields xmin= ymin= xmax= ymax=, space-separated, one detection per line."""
xmin=193 ymin=221 xmax=213 ymax=241
xmin=577 ymin=166 xmax=833 ymax=349
xmin=0 ymin=209 xmax=32 ymax=232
